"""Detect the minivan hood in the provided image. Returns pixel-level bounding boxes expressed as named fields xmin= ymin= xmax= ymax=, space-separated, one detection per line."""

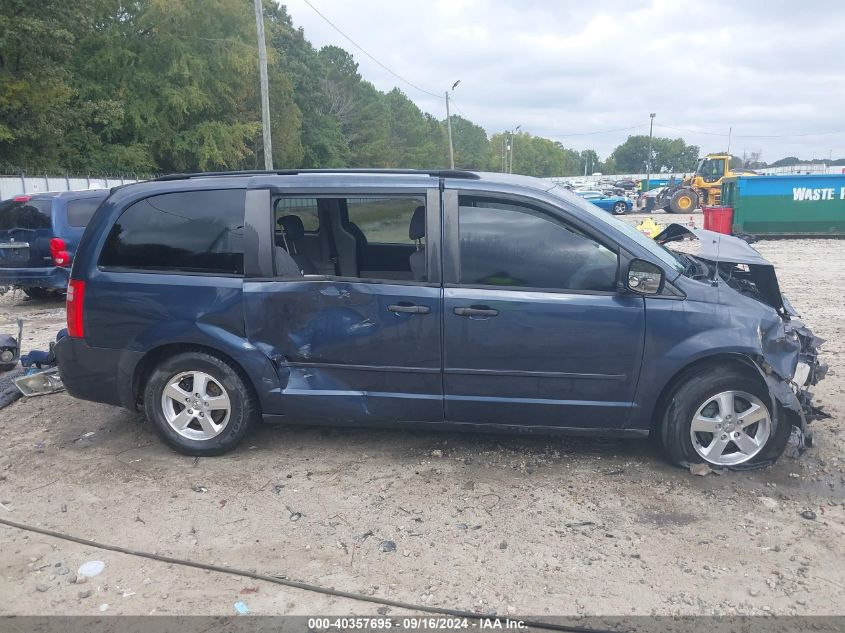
xmin=654 ymin=223 xmax=769 ymax=265
xmin=654 ymin=223 xmax=788 ymax=316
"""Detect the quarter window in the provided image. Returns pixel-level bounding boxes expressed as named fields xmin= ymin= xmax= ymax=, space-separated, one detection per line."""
xmin=458 ymin=198 xmax=617 ymax=292
xmin=99 ymin=189 xmax=245 ymax=275
xmin=67 ymin=197 xmax=105 ymax=227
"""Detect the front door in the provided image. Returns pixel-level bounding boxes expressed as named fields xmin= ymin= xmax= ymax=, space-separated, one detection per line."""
xmin=243 ymin=187 xmax=444 ymax=424
xmin=442 ymin=193 xmax=645 ymax=429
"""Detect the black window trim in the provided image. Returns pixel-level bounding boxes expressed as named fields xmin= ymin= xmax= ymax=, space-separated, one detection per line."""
xmin=443 ymin=189 xmax=622 ymax=296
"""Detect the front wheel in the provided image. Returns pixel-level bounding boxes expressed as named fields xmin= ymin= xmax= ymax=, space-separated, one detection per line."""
xmin=659 ymin=366 xmax=791 ymax=468
xmin=612 ymin=201 xmax=627 ymax=215
xmin=143 ymin=351 xmax=257 ymax=456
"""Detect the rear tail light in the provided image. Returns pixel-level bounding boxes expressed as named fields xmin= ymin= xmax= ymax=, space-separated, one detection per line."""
xmin=13 ymin=195 xmax=31 ymax=202
xmin=67 ymin=280 xmax=85 ymax=338
xmin=49 ymin=238 xmax=70 ymax=267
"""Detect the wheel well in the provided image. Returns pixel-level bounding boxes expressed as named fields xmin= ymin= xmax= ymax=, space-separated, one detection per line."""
xmin=132 ymin=343 xmax=261 ymax=412
xmin=650 ymin=353 xmax=765 ymax=432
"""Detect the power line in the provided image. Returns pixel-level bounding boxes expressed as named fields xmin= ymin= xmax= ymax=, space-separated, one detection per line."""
xmin=536 ymin=124 xmax=645 ymax=138
xmin=657 ymin=123 xmax=845 ymax=139
xmin=300 ymin=0 xmax=444 ymax=100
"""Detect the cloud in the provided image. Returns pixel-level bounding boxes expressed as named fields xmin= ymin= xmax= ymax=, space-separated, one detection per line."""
xmin=285 ymin=0 xmax=845 ymax=161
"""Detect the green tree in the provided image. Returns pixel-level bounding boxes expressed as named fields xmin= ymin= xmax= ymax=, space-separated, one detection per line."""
xmin=610 ymin=135 xmax=699 ymax=173
xmin=449 ymin=115 xmax=488 ymax=169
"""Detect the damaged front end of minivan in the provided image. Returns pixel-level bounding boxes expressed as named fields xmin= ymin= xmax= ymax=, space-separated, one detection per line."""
xmin=656 ymin=224 xmax=828 ymax=450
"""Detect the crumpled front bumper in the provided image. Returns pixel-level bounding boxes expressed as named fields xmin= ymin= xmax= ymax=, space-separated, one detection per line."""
xmin=758 ymin=317 xmax=828 ymax=449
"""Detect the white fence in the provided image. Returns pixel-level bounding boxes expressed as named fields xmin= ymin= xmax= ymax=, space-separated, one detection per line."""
xmin=0 ymin=174 xmax=141 ymax=200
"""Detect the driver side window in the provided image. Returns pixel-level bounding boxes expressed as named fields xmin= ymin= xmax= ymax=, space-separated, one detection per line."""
xmin=457 ymin=198 xmax=618 ymax=292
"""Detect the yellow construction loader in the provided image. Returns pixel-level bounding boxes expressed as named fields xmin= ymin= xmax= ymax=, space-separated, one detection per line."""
xmin=656 ymin=154 xmax=758 ymax=213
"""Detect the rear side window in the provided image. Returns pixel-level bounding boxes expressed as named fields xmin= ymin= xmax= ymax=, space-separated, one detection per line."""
xmin=99 ymin=190 xmax=245 ymax=275
xmin=346 ymin=197 xmax=422 ymax=244
xmin=0 ymin=197 xmax=53 ymax=230
xmin=67 ymin=197 xmax=105 ymax=227
xmin=275 ymin=197 xmax=319 ymax=231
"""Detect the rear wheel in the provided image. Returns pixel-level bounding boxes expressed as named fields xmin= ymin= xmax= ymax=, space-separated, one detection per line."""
xmin=612 ymin=201 xmax=628 ymax=215
xmin=143 ymin=351 xmax=257 ymax=456
xmin=659 ymin=366 xmax=791 ymax=468
xmin=23 ymin=287 xmax=61 ymax=300
xmin=668 ymin=188 xmax=699 ymax=214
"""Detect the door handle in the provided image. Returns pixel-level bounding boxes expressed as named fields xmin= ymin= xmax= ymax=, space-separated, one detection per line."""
xmin=388 ymin=303 xmax=430 ymax=314
xmin=453 ymin=306 xmax=499 ymax=317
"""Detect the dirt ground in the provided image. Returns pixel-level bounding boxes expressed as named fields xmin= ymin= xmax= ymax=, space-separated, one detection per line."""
xmin=0 ymin=213 xmax=843 ymax=618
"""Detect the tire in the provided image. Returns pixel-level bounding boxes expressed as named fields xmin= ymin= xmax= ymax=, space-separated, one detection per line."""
xmin=143 ymin=351 xmax=257 ymax=456
xmin=668 ymin=188 xmax=699 ymax=214
xmin=612 ymin=201 xmax=627 ymax=215
xmin=659 ymin=366 xmax=791 ymax=469
xmin=23 ymin=287 xmax=61 ymax=300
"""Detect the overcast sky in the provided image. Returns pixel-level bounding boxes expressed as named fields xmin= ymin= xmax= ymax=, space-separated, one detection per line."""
xmin=284 ymin=0 xmax=845 ymax=162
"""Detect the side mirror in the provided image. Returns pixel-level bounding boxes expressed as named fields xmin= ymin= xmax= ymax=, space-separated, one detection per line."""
xmin=627 ymin=259 xmax=664 ymax=295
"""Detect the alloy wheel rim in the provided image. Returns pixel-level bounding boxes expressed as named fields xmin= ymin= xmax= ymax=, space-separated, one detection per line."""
xmin=161 ymin=371 xmax=231 ymax=440
xmin=689 ymin=390 xmax=771 ymax=466
xmin=614 ymin=202 xmax=626 ymax=214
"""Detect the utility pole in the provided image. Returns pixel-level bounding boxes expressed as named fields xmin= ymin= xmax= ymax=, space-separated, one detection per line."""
xmin=253 ymin=0 xmax=273 ymax=170
xmin=645 ymin=113 xmax=655 ymax=192
xmin=445 ymin=80 xmax=460 ymax=169
xmin=727 ymin=126 xmax=732 ymax=155
xmin=509 ymin=125 xmax=521 ymax=173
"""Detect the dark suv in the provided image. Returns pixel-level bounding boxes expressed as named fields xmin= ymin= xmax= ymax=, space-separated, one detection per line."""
xmin=0 ymin=190 xmax=108 ymax=298
xmin=55 ymin=170 xmax=825 ymax=467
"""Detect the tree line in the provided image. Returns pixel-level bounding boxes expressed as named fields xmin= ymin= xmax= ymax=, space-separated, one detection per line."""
xmin=1 ymin=0 xmax=715 ymax=177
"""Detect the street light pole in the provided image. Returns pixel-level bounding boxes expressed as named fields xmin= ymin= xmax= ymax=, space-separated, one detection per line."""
xmin=645 ymin=113 xmax=655 ymax=192
xmin=253 ymin=0 xmax=273 ymax=170
xmin=445 ymin=80 xmax=460 ymax=170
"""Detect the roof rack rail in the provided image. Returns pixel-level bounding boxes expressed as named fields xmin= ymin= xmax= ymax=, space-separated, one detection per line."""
xmin=153 ymin=168 xmax=481 ymax=182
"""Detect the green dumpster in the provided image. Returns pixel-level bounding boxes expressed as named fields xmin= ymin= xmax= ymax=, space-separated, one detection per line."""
xmin=722 ymin=174 xmax=845 ymax=237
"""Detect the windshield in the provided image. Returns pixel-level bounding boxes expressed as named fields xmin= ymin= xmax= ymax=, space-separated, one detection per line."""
xmin=697 ymin=158 xmax=725 ymax=181
xmin=547 ymin=184 xmax=685 ymax=273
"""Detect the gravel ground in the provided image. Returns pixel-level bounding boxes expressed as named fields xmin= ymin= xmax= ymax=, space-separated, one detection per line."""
xmin=0 ymin=214 xmax=843 ymax=618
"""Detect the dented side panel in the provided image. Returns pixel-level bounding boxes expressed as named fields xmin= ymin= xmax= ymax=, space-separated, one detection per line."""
xmin=243 ymin=279 xmax=443 ymax=422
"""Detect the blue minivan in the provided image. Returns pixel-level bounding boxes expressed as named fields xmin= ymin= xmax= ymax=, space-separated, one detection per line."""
xmin=0 ymin=190 xmax=108 ymax=298
xmin=55 ymin=170 xmax=825 ymax=467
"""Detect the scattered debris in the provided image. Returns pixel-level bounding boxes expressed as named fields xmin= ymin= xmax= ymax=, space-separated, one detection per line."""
xmin=78 ymin=589 xmax=92 ymax=599
xmin=430 ymin=449 xmax=443 ymax=458
xmin=98 ymin=604 xmax=109 ymax=612
xmin=285 ymin=505 xmax=302 ymax=521
xmin=0 ymin=320 xmax=22 ymax=371
xmin=35 ymin=582 xmax=49 ymax=593
xmin=759 ymin=496 xmax=779 ymax=510
xmin=233 ymin=601 xmax=250 ymax=615
xmin=604 ymin=468 xmax=626 ymax=476
xmin=77 ymin=560 xmax=105 ymax=578
xmin=801 ymin=510 xmax=817 ymax=521
xmin=192 ymin=485 xmax=208 ymax=493
xmin=498 ymin=541 xmax=508 ymax=550
xmin=378 ymin=540 xmax=396 ymax=553
xmin=14 ymin=367 xmax=63 ymax=397
xmin=240 ymin=587 xmax=258 ymax=595
xmin=565 ymin=521 xmax=595 ymax=528
xmin=689 ymin=462 xmax=713 ymax=476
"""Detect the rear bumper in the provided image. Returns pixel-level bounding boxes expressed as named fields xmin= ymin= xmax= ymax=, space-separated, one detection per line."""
xmin=55 ymin=337 xmax=142 ymax=409
xmin=0 ymin=266 xmax=69 ymax=289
